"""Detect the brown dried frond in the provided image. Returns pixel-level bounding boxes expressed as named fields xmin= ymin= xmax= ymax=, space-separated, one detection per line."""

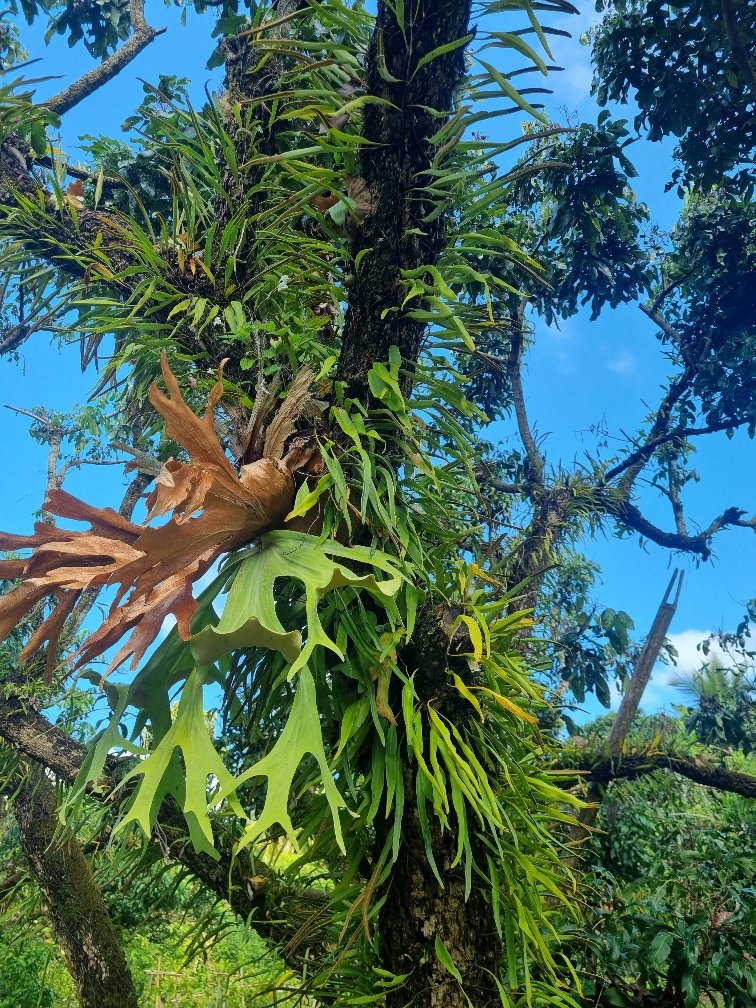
xmin=0 ymin=353 xmax=319 ymax=680
xmin=263 ymin=366 xmax=315 ymax=460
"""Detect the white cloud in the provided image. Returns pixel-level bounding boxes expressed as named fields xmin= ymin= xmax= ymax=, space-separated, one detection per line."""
xmin=665 ymin=629 xmax=727 ymax=674
xmin=638 ymin=628 xmax=742 ymax=712
xmin=606 ymin=350 xmax=639 ymax=377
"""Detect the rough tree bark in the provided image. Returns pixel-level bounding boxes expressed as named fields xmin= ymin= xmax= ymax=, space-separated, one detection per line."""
xmin=380 ymin=605 xmax=501 ymax=1008
xmin=339 ymin=0 xmax=474 ymax=401
xmin=379 ymin=766 xmax=501 ymax=1008
xmin=333 ymin=0 xmax=506 ymax=1000
xmin=14 ymin=766 xmax=138 ymax=1008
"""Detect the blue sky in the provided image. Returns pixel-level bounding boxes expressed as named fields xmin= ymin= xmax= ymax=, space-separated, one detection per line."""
xmin=1 ymin=2 xmax=753 ymax=721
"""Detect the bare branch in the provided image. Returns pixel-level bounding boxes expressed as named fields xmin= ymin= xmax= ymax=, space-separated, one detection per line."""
xmin=639 ymin=302 xmax=685 ymax=345
xmin=567 ymin=574 xmax=684 ymax=853
xmin=566 ymin=751 xmax=756 ymax=799
xmin=602 ymin=418 xmax=736 ymax=485
xmin=607 ymin=570 xmax=683 ymax=753
xmin=474 ymin=466 xmax=521 ymax=495
xmin=44 ymin=0 xmax=167 ymax=117
xmin=616 ymin=500 xmax=754 ymax=559
xmin=36 ymin=156 xmax=126 ymax=190
xmin=506 ymin=310 xmax=545 ymax=486
xmin=110 ymin=441 xmax=164 ymax=477
xmin=645 ymin=269 xmax=695 ymax=315
xmin=661 ymin=462 xmax=688 ymax=536
xmin=3 ymin=403 xmax=52 ymax=424
xmin=610 ymin=366 xmax=696 ymax=497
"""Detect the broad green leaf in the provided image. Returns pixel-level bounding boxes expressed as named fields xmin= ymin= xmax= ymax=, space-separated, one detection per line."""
xmin=114 ymin=666 xmax=245 ymax=858
xmin=191 ymin=531 xmax=404 ymax=676
xmin=225 ymin=666 xmax=348 ymax=852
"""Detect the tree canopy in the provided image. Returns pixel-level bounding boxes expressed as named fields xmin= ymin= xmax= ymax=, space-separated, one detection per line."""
xmin=0 ymin=0 xmax=754 ymax=1005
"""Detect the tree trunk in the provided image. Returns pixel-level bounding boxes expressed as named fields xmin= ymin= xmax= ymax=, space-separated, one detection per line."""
xmin=380 ymin=765 xmax=501 ymax=1008
xmin=15 ymin=766 xmax=138 ymax=1008
xmin=380 ymin=606 xmax=501 ymax=1007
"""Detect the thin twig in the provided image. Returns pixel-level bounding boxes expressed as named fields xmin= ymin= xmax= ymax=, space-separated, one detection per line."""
xmin=110 ymin=441 xmax=164 ymax=477
xmin=602 ymin=417 xmax=736 ymax=484
xmin=3 ymin=403 xmax=51 ymax=424
xmin=36 ymin=156 xmax=125 ymax=189
xmin=646 ymin=270 xmax=694 ymax=314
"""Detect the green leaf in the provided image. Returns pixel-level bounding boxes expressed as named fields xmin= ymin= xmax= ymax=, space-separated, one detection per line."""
xmin=114 ymin=666 xmax=245 ymax=858
xmin=480 ymin=32 xmax=548 ymax=74
xmin=648 ymin=930 xmax=673 ymax=966
xmin=412 ymin=34 xmax=474 ymax=77
xmin=434 ymin=938 xmax=464 ymax=984
xmin=190 ymin=531 xmax=404 ymax=677
xmin=476 ymin=59 xmax=547 ymax=123
xmin=29 ymin=121 xmax=47 ymax=156
xmin=223 ymin=666 xmax=349 ymax=853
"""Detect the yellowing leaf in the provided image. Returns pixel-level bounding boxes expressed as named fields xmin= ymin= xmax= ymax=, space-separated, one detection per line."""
xmin=451 ymin=673 xmax=484 ymax=721
xmin=452 ymin=613 xmax=485 ymax=662
xmin=477 ymin=687 xmax=538 ymax=724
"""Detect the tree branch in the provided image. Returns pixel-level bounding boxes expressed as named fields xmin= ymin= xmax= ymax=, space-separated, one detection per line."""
xmin=44 ymin=0 xmax=167 ymax=117
xmin=36 ymin=156 xmax=126 ymax=189
xmin=615 ymin=500 xmax=755 ymax=560
xmin=602 ymin=418 xmax=736 ymax=485
xmin=569 ymin=752 xmax=756 ymax=799
xmin=110 ymin=441 xmax=164 ymax=477
xmin=14 ymin=766 xmax=139 ymax=1008
xmin=607 ymin=570 xmax=683 ymax=752
xmin=568 ymin=574 xmax=683 ymax=851
xmin=0 ymin=697 xmax=89 ymax=779
xmin=720 ymin=0 xmax=756 ymax=90
xmin=606 ymin=365 xmax=696 ymax=497
xmin=506 ymin=311 xmax=546 ymax=487
xmin=474 ymin=467 xmax=521 ymax=495
xmin=638 ymin=302 xmax=685 ymax=345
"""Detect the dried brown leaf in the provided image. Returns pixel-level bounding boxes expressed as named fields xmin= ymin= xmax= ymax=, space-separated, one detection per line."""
xmin=344 ymin=175 xmax=375 ymax=221
xmin=0 ymin=354 xmax=318 ymax=679
xmin=311 ymin=193 xmax=340 ymax=214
